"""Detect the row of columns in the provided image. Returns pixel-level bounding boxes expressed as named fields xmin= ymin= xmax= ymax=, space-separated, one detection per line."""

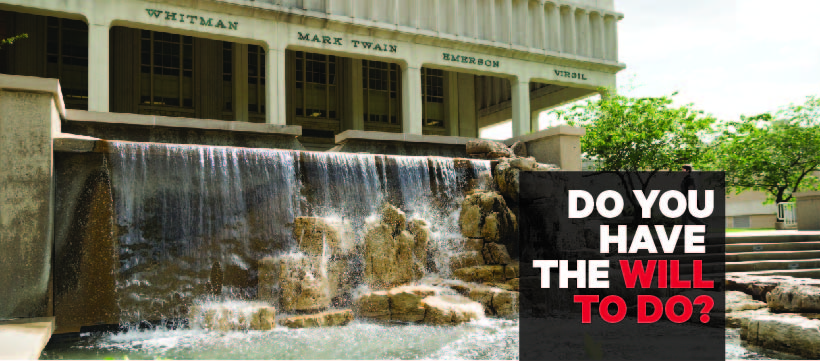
xmin=84 ymin=23 xmax=534 ymax=137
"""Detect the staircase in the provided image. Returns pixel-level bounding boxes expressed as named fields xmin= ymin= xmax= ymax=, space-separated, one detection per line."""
xmin=726 ymin=231 xmax=820 ymax=278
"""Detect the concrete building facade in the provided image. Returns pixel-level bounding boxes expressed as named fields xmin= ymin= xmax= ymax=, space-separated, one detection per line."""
xmin=0 ymin=0 xmax=623 ymax=150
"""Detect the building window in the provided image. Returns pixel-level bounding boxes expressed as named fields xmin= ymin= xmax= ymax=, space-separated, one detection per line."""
xmin=421 ymin=68 xmax=445 ymax=127
xmin=293 ymin=51 xmax=338 ymax=120
xmin=46 ymin=17 xmax=88 ymax=110
xmin=139 ymin=31 xmax=193 ymax=110
xmin=362 ymin=60 xmax=400 ymax=125
xmin=248 ymin=45 xmax=265 ymax=115
xmin=222 ymin=42 xmax=232 ymax=112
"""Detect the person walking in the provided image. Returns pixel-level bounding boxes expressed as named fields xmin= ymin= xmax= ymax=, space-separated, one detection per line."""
xmin=680 ymin=165 xmax=705 ymax=226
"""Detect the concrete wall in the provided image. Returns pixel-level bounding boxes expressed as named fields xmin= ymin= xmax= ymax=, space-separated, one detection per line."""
xmin=0 ymin=76 xmax=63 ymax=320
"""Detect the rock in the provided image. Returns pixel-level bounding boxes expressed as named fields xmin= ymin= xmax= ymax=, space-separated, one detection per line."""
xmin=364 ymin=222 xmax=414 ymax=288
xmin=459 ymin=201 xmax=483 ymax=238
xmin=509 ymin=157 xmax=537 ymax=171
xmin=505 ymin=262 xmax=520 ymax=280
xmin=727 ymin=308 xmax=770 ymax=328
xmin=485 ymin=282 xmax=516 ymax=291
xmin=459 ymin=190 xmax=517 ymax=244
xmin=327 ymin=258 xmax=353 ymax=300
xmin=482 ymin=213 xmax=501 ymax=243
xmin=450 ymin=251 xmax=485 ymax=271
xmin=354 ymin=291 xmax=390 ymax=320
xmin=726 ymin=291 xmax=767 ymax=313
xmin=421 ymin=295 xmax=485 ymax=325
xmin=293 ymin=217 xmax=342 ymax=256
xmin=258 ymin=254 xmax=330 ymax=312
xmin=740 ymin=312 xmax=820 ymax=359
xmin=466 ymin=139 xmax=512 ymax=159
xmin=189 ymin=302 xmax=276 ymax=331
xmin=506 ymin=278 xmax=519 ymax=290
xmin=464 ymin=238 xmax=484 ymax=252
xmin=725 ymin=274 xmax=815 ymax=301
xmin=468 ymin=287 xmax=503 ymax=314
xmin=493 ymin=291 xmax=519 ymax=317
xmin=453 ymin=265 xmax=506 ymax=284
xmin=767 ymin=284 xmax=820 ymax=312
xmin=510 ymin=141 xmax=527 ymax=157
xmin=389 ymin=285 xmax=442 ymax=322
xmin=494 ymin=159 xmax=519 ymax=201
xmin=280 ymin=309 xmax=354 ymax=328
xmin=381 ymin=203 xmax=407 ymax=234
xmin=408 ymin=219 xmax=430 ymax=268
xmin=483 ymin=242 xmax=512 ymax=265
xmin=395 ymin=231 xmax=418 ymax=284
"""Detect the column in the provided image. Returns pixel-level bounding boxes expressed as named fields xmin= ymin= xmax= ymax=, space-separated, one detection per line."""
xmin=472 ymin=0 xmax=479 ymax=38
xmin=505 ymin=0 xmax=514 ymax=43
xmin=597 ymin=14 xmax=607 ymax=59
xmin=88 ymin=23 xmax=110 ymax=112
xmin=566 ymin=6 xmax=577 ymax=54
xmin=265 ymin=47 xmax=287 ymax=125
xmin=537 ymin=3 xmax=547 ymax=49
xmin=393 ymin=0 xmax=400 ymax=25
xmin=445 ymin=72 xmax=459 ymax=136
xmin=344 ymin=59 xmax=364 ymax=131
xmin=549 ymin=3 xmax=562 ymax=51
xmin=511 ymin=77 xmax=531 ymax=137
xmin=531 ymin=109 xmax=541 ymax=133
xmin=401 ymin=65 xmax=422 ymax=134
xmin=489 ymin=0 xmax=497 ymax=41
xmin=584 ymin=11 xmax=593 ymax=57
xmin=233 ymin=43 xmax=249 ymax=122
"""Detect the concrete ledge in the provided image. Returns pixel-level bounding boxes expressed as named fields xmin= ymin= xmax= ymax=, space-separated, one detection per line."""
xmin=66 ymin=110 xmax=302 ymax=136
xmin=53 ymin=134 xmax=104 ymax=153
xmin=0 ymin=74 xmax=66 ymax=118
xmin=335 ymin=130 xmax=475 ymax=146
xmin=502 ymin=125 xmax=585 ymax=146
xmin=0 ymin=317 xmax=54 ymax=360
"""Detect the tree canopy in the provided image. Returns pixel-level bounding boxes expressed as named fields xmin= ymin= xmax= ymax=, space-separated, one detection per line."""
xmin=709 ymin=96 xmax=820 ymax=204
xmin=0 ymin=33 xmax=28 ymax=50
xmin=561 ymin=91 xmax=716 ymax=173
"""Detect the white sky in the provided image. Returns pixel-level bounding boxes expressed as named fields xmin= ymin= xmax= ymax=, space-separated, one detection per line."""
xmin=481 ymin=0 xmax=820 ymax=139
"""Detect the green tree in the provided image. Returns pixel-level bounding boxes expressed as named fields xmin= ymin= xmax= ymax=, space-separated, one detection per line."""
xmin=710 ymin=96 xmax=820 ymax=204
xmin=560 ymin=91 xmax=716 ymax=220
xmin=0 ymin=33 xmax=28 ymax=50
xmin=561 ymin=91 xmax=715 ymax=171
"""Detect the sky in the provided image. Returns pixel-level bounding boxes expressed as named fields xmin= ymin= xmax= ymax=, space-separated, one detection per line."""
xmin=481 ymin=0 xmax=820 ymax=139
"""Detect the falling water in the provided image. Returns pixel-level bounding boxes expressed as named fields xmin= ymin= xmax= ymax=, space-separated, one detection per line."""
xmin=107 ymin=141 xmax=492 ymax=324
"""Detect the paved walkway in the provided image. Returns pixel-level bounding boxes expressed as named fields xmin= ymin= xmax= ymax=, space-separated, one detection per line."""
xmin=726 ymin=230 xmax=820 ymax=237
xmin=0 ymin=317 xmax=54 ymax=360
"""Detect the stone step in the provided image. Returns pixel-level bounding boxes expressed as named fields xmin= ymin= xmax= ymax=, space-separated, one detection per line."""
xmin=729 ymin=268 xmax=820 ymax=278
xmin=726 ymin=241 xmax=820 ymax=253
xmin=727 ymin=249 xmax=820 ymax=262
xmin=727 ymin=258 xmax=820 ymax=273
xmin=725 ymin=232 xmax=820 ymax=245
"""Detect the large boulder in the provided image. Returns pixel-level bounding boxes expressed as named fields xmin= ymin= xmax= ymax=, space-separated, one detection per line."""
xmin=381 ymin=203 xmax=407 ymax=235
xmin=726 ymin=291 xmax=767 ymax=313
xmin=353 ymin=291 xmax=390 ymax=320
xmin=483 ymin=242 xmax=512 ymax=265
xmin=725 ymin=274 xmax=820 ymax=301
xmin=510 ymin=141 xmax=527 ymax=157
xmin=453 ymin=265 xmax=506 ymax=284
xmin=493 ymin=290 xmax=519 ymax=317
xmin=421 ymin=295 xmax=485 ymax=325
xmin=740 ymin=313 xmax=820 ymax=359
xmin=364 ymin=222 xmax=401 ymax=288
xmin=293 ymin=217 xmax=342 ymax=256
xmin=281 ymin=309 xmax=354 ymax=328
xmin=450 ymin=251 xmax=485 ymax=271
xmin=464 ymin=238 xmax=484 ymax=252
xmin=458 ymin=190 xmax=517 ymax=244
xmin=189 ymin=302 xmax=276 ymax=331
xmin=494 ymin=158 xmax=558 ymax=201
xmin=258 ymin=254 xmax=330 ymax=312
xmin=767 ymin=284 xmax=820 ymax=312
xmin=388 ymin=285 xmax=443 ymax=322
xmin=466 ymin=139 xmax=513 ymax=159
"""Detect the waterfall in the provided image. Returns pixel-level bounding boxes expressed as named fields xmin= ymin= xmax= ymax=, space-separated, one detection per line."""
xmin=107 ymin=141 xmax=492 ymax=324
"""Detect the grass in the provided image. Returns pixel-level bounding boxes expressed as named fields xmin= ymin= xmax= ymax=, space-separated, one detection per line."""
xmin=726 ymin=228 xmax=776 ymax=233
